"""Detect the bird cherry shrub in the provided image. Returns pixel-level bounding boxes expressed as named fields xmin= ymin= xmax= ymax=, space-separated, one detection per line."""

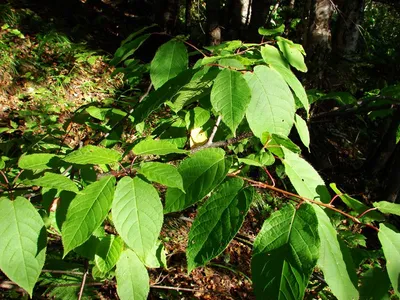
xmin=0 ymin=28 xmax=399 ymax=299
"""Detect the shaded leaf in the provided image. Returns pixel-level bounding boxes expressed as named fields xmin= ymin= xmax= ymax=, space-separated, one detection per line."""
xmin=258 ymin=25 xmax=285 ymax=36
xmin=360 ymin=267 xmax=390 ymax=300
xmin=62 ymin=176 xmax=116 ymax=256
xmin=112 ymin=177 xmax=163 ymax=260
xmin=150 ymin=40 xmax=188 ymax=89
xmin=0 ymin=197 xmax=46 ymax=296
xmin=164 ymin=148 xmax=232 ymax=213
xmin=111 ymin=34 xmax=150 ymax=66
xmin=187 ymin=178 xmax=253 ymax=272
xmin=252 ymin=204 xmax=319 ymax=300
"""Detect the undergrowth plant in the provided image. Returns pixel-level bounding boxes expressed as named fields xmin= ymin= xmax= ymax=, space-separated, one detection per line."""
xmin=1 ymin=26 xmax=400 ymax=300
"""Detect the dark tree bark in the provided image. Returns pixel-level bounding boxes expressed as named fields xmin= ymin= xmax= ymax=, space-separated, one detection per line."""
xmin=185 ymin=0 xmax=192 ymax=33
xmin=155 ymin=0 xmax=180 ymax=34
xmin=206 ymin=0 xmax=222 ymax=45
xmin=333 ymin=0 xmax=365 ymax=55
xmin=248 ymin=0 xmax=273 ymax=41
xmin=385 ymin=143 xmax=400 ymax=203
xmin=228 ymin=0 xmax=252 ymax=39
xmin=304 ymin=0 xmax=334 ymax=88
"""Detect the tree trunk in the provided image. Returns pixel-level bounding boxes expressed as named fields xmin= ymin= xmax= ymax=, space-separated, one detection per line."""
xmin=385 ymin=143 xmax=400 ymax=203
xmin=155 ymin=0 xmax=180 ymax=34
xmin=333 ymin=0 xmax=365 ymax=55
xmin=185 ymin=0 xmax=192 ymax=33
xmin=206 ymin=0 xmax=222 ymax=45
xmin=305 ymin=0 xmax=334 ymax=88
xmin=248 ymin=0 xmax=273 ymax=41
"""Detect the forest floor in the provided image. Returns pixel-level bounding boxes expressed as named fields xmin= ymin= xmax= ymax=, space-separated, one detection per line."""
xmin=0 ymin=1 xmax=386 ymax=299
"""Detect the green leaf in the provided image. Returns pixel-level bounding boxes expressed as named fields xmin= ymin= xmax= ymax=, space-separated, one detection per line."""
xmin=210 ymin=69 xmax=251 ymax=135
xmin=112 ymin=177 xmax=163 ymax=260
xmin=0 ymin=157 xmax=5 ymax=169
xmin=131 ymin=68 xmax=197 ymax=124
xmin=95 ymin=235 xmax=124 ymax=273
xmin=0 ymin=197 xmax=46 ymax=296
xmin=330 ymin=183 xmax=384 ymax=221
xmin=138 ymin=162 xmax=184 ymax=192
xmin=360 ymin=267 xmax=391 ymax=300
xmin=143 ymin=240 xmax=167 ymax=268
xmin=252 ymin=204 xmax=320 ymax=300
xmin=262 ymin=132 xmax=301 ymax=158
xmin=150 ymin=40 xmax=188 ymax=89
xmin=132 ymin=139 xmax=188 ymax=156
xmin=282 ymin=147 xmax=331 ymax=203
xmin=218 ymin=58 xmax=245 ymax=69
xmin=63 ymin=145 xmax=121 ymax=165
xmin=373 ymin=201 xmax=400 ymax=216
xmin=276 ymin=37 xmax=307 ymax=72
xmin=185 ymin=107 xmax=210 ymax=129
xmin=116 ymin=249 xmax=149 ymax=300
xmin=238 ymin=151 xmax=275 ymax=167
xmin=110 ymin=34 xmax=150 ymax=66
xmin=30 ymin=172 xmax=79 ymax=193
xmin=187 ymin=178 xmax=253 ymax=272
xmin=378 ymin=223 xmax=400 ymax=296
xmin=62 ymin=176 xmax=116 ymax=257
xmin=18 ymin=153 xmax=60 ymax=171
xmin=164 ymin=148 xmax=232 ymax=213
xmin=294 ymin=114 xmax=310 ymax=150
xmin=244 ymin=66 xmax=295 ymax=138
xmin=261 ymin=44 xmax=289 ymax=68
xmin=313 ymin=205 xmax=359 ymax=300
xmin=86 ymin=106 xmax=110 ymax=121
xmin=258 ymin=25 xmax=285 ymax=36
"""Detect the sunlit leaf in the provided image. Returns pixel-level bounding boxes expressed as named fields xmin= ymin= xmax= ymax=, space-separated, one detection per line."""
xmin=18 ymin=154 xmax=60 ymax=171
xmin=139 ymin=162 xmax=184 ymax=191
xmin=62 ymin=176 xmax=116 ymax=256
xmin=0 ymin=197 xmax=46 ymax=296
xmin=276 ymin=37 xmax=307 ymax=72
xmin=112 ymin=176 xmax=163 ymax=260
xmin=63 ymin=145 xmax=121 ymax=165
xmin=373 ymin=201 xmax=400 ymax=216
xmin=294 ymin=114 xmax=310 ymax=150
xmin=30 ymin=172 xmax=79 ymax=193
xmin=95 ymin=235 xmax=124 ymax=273
xmin=116 ymin=249 xmax=149 ymax=300
xmin=132 ymin=139 xmax=188 ymax=155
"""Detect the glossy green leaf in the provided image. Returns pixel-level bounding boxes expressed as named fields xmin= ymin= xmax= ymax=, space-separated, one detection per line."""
xmin=132 ymin=139 xmax=188 ymax=155
xmin=110 ymin=34 xmax=150 ymax=66
xmin=18 ymin=153 xmax=60 ymax=170
xmin=360 ymin=267 xmax=391 ymax=300
xmin=258 ymin=25 xmax=285 ymax=36
xmin=95 ymin=235 xmax=124 ymax=273
xmin=211 ymin=69 xmax=251 ymax=135
xmin=62 ymin=176 xmax=116 ymax=257
xmin=164 ymin=148 xmax=232 ymax=213
xmin=373 ymin=201 xmax=400 ymax=216
xmin=112 ymin=176 xmax=163 ymax=260
xmin=378 ymin=223 xmax=400 ymax=296
xmin=276 ymin=37 xmax=307 ymax=72
xmin=187 ymin=178 xmax=253 ymax=272
xmin=245 ymin=66 xmax=295 ymax=138
xmin=252 ymin=204 xmax=320 ymax=300
xmin=150 ymin=40 xmax=188 ymax=89
xmin=0 ymin=197 xmax=46 ymax=296
xmin=330 ymin=183 xmax=384 ymax=221
xmin=116 ymin=249 xmax=149 ymax=300
xmin=294 ymin=114 xmax=310 ymax=150
xmin=139 ymin=162 xmax=184 ymax=192
xmin=313 ymin=205 xmax=359 ymax=300
xmin=63 ymin=145 xmax=121 ymax=165
xmin=30 ymin=172 xmax=79 ymax=193
xmin=282 ymin=147 xmax=331 ymax=203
